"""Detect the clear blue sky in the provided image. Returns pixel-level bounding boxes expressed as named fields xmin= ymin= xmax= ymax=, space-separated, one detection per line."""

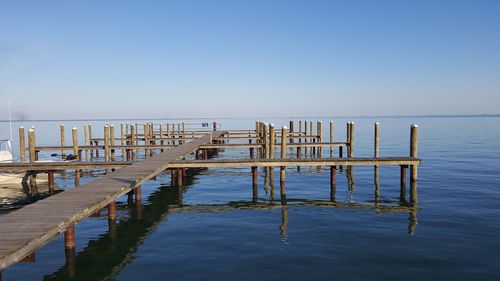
xmin=1 ymin=0 xmax=499 ymax=120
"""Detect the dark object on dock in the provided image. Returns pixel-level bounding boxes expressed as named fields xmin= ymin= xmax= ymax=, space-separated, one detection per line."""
xmin=65 ymin=154 xmax=77 ymax=161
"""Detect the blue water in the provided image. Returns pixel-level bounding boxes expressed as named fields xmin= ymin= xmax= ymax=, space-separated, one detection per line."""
xmin=1 ymin=117 xmax=499 ymax=280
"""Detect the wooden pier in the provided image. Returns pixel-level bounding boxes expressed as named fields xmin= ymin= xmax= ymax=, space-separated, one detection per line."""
xmin=0 ymin=120 xmax=421 ymax=274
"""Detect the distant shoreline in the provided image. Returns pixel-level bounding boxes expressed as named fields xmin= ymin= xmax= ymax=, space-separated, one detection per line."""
xmin=0 ymin=114 xmax=499 ymax=122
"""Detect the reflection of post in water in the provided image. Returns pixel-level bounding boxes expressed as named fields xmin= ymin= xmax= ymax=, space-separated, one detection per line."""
xmin=252 ymin=166 xmax=258 ymax=203
xmin=269 ymin=167 xmax=275 ymax=201
xmin=264 ymin=167 xmax=270 ymax=197
xmin=408 ymin=210 xmax=418 ymax=235
xmin=400 ymin=165 xmax=407 ymax=202
xmin=330 ymin=166 xmax=336 ymax=202
xmin=347 ymin=166 xmax=355 ymax=192
xmin=279 ymin=207 xmax=288 ymax=239
xmin=374 ymin=166 xmax=380 ymax=205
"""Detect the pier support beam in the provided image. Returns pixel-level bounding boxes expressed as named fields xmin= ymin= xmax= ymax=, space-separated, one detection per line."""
xmin=64 ymin=224 xmax=75 ymax=250
xmin=135 ymin=185 xmax=142 ymax=202
xmin=107 ymin=201 xmax=116 ymax=221
xmin=48 ymin=171 xmax=55 ymax=194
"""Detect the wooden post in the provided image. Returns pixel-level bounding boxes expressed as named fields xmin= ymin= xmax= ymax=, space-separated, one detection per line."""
xmin=84 ymin=124 xmax=89 ymax=161
xmin=28 ymin=128 xmax=35 ymax=163
xmin=60 ymin=124 xmax=65 ymax=158
xmin=348 ymin=122 xmax=355 ymax=158
xmin=317 ymin=121 xmax=322 ymax=158
xmin=143 ymin=123 xmax=149 ymax=157
xmin=71 ymin=127 xmax=78 ymax=161
xmin=135 ymin=185 xmax=142 ymax=202
xmin=410 ymin=124 xmax=419 ymax=204
xmin=166 ymin=123 xmax=171 ymax=145
xmin=263 ymin=123 xmax=269 ymax=159
xmin=374 ymin=122 xmax=380 ymax=158
xmin=329 ymin=121 xmax=334 ymax=158
xmin=130 ymin=125 xmax=136 ymax=159
xmin=88 ymin=124 xmax=93 ymax=159
xmin=19 ymin=127 xmax=26 ymax=162
xmin=48 ymin=171 xmax=55 ymax=193
xmin=304 ymin=120 xmax=308 ymax=154
xmin=346 ymin=122 xmax=351 ymax=157
xmin=104 ymin=125 xmax=110 ymax=162
xmin=213 ymin=122 xmax=217 ymax=131
xmin=289 ymin=120 xmax=294 ymax=144
xmin=269 ymin=124 xmax=275 ymax=159
xmin=110 ymin=125 xmax=115 ymax=161
xmin=298 ymin=120 xmax=302 ymax=145
xmin=121 ymin=124 xmax=125 ymax=157
xmin=280 ymin=126 xmax=287 ymax=202
xmin=64 ymin=225 xmax=75 ymax=250
xmin=108 ymin=201 xmax=116 ymax=221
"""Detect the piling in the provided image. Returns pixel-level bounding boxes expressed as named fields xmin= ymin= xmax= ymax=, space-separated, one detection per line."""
xmin=28 ymin=128 xmax=36 ymax=163
xmin=110 ymin=125 xmax=115 ymax=161
xmin=71 ymin=128 xmax=79 ymax=161
xmin=104 ymin=126 xmax=110 ymax=162
xmin=317 ymin=121 xmax=322 ymax=158
xmin=19 ymin=127 xmax=26 ymax=162
xmin=329 ymin=121 xmax=334 ymax=158
xmin=304 ymin=121 xmax=308 ymax=154
xmin=48 ymin=171 xmax=55 ymax=193
xmin=107 ymin=201 xmax=116 ymax=221
xmin=289 ymin=120 xmax=294 ymax=144
xmin=84 ymin=124 xmax=89 ymax=161
xmin=60 ymin=124 xmax=65 ymax=158
xmin=374 ymin=122 xmax=380 ymax=157
xmin=120 ymin=124 xmax=125 ymax=157
xmin=280 ymin=126 xmax=287 ymax=202
xmin=410 ymin=124 xmax=419 ymax=204
xmin=88 ymin=124 xmax=93 ymax=159
xmin=64 ymin=225 xmax=75 ymax=250
xmin=269 ymin=124 xmax=275 ymax=159
xmin=348 ymin=122 xmax=355 ymax=158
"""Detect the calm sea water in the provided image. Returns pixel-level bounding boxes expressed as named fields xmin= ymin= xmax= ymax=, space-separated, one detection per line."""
xmin=1 ymin=117 xmax=499 ymax=280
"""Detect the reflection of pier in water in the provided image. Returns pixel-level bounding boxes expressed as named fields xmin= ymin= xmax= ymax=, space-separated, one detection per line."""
xmin=38 ymin=167 xmax=417 ymax=281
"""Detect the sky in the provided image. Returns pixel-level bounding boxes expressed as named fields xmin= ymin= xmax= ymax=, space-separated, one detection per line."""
xmin=0 ymin=0 xmax=499 ymax=120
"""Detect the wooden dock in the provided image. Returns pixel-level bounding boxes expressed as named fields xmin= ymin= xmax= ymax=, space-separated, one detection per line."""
xmin=0 ymin=132 xmax=223 ymax=270
xmin=0 ymin=120 xmax=421 ymax=274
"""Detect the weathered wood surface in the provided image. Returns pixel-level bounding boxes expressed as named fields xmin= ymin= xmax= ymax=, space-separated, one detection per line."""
xmin=0 ymin=132 xmax=222 ymax=270
xmin=167 ymin=157 xmax=421 ymax=168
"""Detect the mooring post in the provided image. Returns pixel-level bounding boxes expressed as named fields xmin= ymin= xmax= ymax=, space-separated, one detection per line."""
xmin=84 ymin=124 xmax=89 ymax=161
xmin=349 ymin=122 xmax=355 ymax=158
xmin=48 ymin=171 xmax=55 ymax=194
xmin=110 ymin=125 xmax=116 ymax=161
xmin=280 ymin=126 xmax=287 ymax=202
xmin=298 ymin=120 xmax=302 ymax=144
xmin=317 ymin=121 xmax=322 ymax=158
xmin=213 ymin=121 xmax=217 ymax=131
xmin=304 ymin=120 xmax=308 ymax=155
xmin=330 ymin=166 xmax=336 ymax=202
xmin=329 ymin=121 xmax=334 ymax=158
xmin=166 ymin=123 xmax=171 ymax=145
xmin=143 ymin=123 xmax=149 ymax=157
xmin=28 ymin=128 xmax=36 ymax=163
xmin=130 ymin=125 xmax=136 ymax=159
xmin=374 ymin=122 xmax=380 ymax=158
xmin=88 ymin=124 xmax=94 ymax=159
xmin=289 ymin=120 xmax=294 ymax=144
xmin=410 ymin=124 xmax=419 ymax=204
xmin=71 ymin=127 xmax=78 ymax=161
xmin=64 ymin=224 xmax=76 ymax=250
xmin=104 ymin=125 xmax=110 ymax=162
xmin=19 ymin=127 xmax=26 ymax=162
xmin=263 ymin=123 xmax=269 ymax=159
xmin=60 ymin=124 xmax=65 ymax=158
xmin=400 ymin=165 xmax=407 ymax=201
xmin=269 ymin=124 xmax=275 ymax=159
xmin=120 ymin=124 xmax=126 ymax=157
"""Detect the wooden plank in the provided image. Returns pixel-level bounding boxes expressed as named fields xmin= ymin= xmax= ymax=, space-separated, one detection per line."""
xmin=166 ymin=157 xmax=421 ymax=168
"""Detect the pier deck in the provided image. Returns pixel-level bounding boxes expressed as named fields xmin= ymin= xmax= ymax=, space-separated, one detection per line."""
xmin=0 ymin=132 xmax=222 ymax=270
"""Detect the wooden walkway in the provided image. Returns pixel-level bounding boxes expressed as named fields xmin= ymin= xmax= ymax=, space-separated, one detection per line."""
xmin=0 ymin=132 xmax=223 ymax=270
